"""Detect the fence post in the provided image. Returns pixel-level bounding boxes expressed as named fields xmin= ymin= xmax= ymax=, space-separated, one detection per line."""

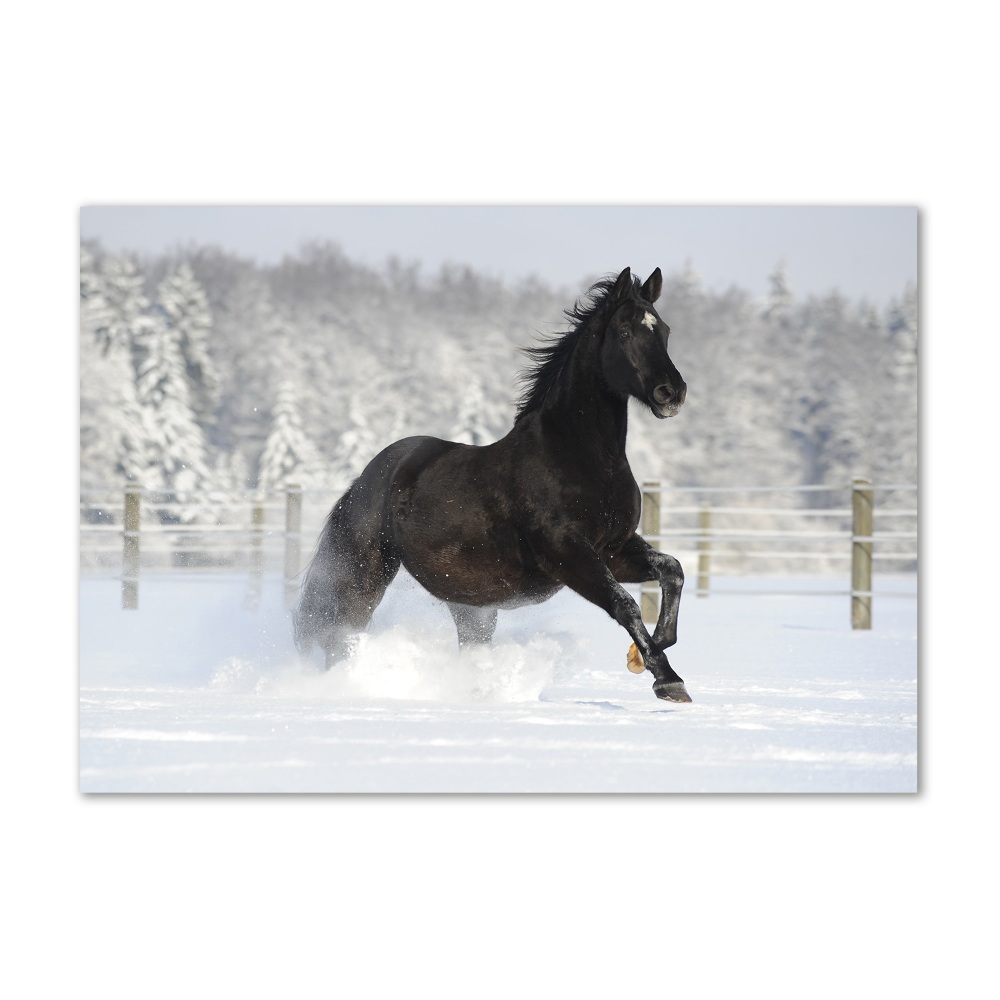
xmin=121 ymin=484 xmax=141 ymax=610
xmin=245 ymin=492 xmax=266 ymax=610
xmin=284 ymin=484 xmax=302 ymax=608
xmin=851 ymin=478 xmax=874 ymax=629
xmin=697 ymin=507 xmax=712 ymax=597
xmin=641 ymin=481 xmax=661 ymax=625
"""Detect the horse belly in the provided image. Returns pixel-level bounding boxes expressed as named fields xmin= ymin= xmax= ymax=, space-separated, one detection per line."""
xmin=394 ymin=505 xmax=557 ymax=608
xmin=402 ymin=533 xmax=559 ymax=607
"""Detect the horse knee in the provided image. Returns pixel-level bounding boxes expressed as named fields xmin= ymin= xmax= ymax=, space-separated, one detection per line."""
xmin=656 ymin=553 xmax=684 ymax=593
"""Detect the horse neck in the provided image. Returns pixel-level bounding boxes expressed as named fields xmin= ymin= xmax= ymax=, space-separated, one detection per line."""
xmin=542 ymin=317 xmax=630 ymax=461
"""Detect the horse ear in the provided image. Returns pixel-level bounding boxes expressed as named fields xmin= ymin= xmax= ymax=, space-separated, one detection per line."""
xmin=610 ymin=267 xmax=632 ymax=304
xmin=641 ymin=267 xmax=663 ymax=303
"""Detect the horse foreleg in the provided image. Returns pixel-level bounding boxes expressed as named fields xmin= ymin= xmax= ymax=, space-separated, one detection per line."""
xmin=542 ymin=536 xmax=691 ymax=702
xmin=608 ymin=534 xmax=685 ymax=650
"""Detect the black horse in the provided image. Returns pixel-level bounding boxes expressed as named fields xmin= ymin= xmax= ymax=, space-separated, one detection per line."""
xmin=293 ymin=267 xmax=692 ymax=702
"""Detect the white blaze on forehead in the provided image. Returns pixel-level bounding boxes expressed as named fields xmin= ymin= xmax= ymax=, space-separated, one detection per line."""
xmin=641 ymin=311 xmax=657 ymax=330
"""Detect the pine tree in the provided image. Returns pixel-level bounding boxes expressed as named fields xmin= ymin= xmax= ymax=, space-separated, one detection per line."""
xmin=671 ymin=259 xmax=703 ymax=300
xmin=887 ymin=282 xmax=918 ymax=387
xmin=795 ymin=293 xmax=867 ymax=485
xmin=449 ymin=376 xmax=496 ymax=446
xmin=134 ymin=310 xmax=211 ymax=492
xmin=883 ymin=283 xmax=918 ymax=482
xmin=79 ymin=251 xmax=149 ymax=484
xmin=78 ymin=239 xmax=919 ymax=499
xmin=328 ymin=393 xmax=384 ymax=490
xmin=257 ymin=380 xmax=324 ymax=490
xmin=80 ymin=246 xmax=112 ymax=338
xmin=156 ymin=263 xmax=221 ymax=431
xmin=97 ymin=254 xmax=150 ymax=355
xmin=213 ymin=448 xmax=251 ymax=496
xmin=762 ymin=261 xmax=794 ymax=326
xmin=213 ymin=279 xmax=291 ymax=456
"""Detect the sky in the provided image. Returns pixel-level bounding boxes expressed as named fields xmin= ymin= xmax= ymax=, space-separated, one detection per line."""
xmin=80 ymin=205 xmax=917 ymax=306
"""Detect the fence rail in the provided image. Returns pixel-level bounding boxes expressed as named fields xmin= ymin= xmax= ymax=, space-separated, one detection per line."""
xmin=636 ymin=479 xmax=917 ymax=629
xmin=80 ymin=478 xmax=917 ymax=627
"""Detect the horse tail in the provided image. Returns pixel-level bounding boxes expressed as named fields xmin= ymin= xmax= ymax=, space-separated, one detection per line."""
xmin=291 ymin=499 xmax=352 ymax=659
xmin=292 ymin=436 xmax=434 ymax=662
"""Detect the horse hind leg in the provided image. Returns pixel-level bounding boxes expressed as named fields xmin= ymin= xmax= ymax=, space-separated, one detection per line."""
xmin=294 ymin=511 xmax=401 ymax=670
xmin=320 ymin=545 xmax=401 ymax=668
xmin=296 ymin=436 xmax=452 ymax=668
xmin=308 ymin=563 xmax=398 ymax=669
xmin=446 ymin=602 xmax=498 ymax=649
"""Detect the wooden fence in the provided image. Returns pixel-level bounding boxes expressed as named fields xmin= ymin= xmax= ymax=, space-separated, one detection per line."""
xmin=79 ymin=485 xmax=322 ymax=610
xmin=80 ymin=479 xmax=917 ymax=627
xmin=637 ymin=479 xmax=917 ymax=629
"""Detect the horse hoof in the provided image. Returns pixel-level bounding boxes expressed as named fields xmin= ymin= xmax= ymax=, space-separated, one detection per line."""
xmin=626 ymin=643 xmax=646 ymax=674
xmin=653 ymin=680 xmax=692 ymax=703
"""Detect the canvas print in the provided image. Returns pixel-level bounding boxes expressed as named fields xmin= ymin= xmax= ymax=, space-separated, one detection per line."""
xmin=79 ymin=206 xmax=918 ymax=792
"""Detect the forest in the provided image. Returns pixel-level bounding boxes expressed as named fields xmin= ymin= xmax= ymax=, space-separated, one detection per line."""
xmin=79 ymin=240 xmax=918 ymax=498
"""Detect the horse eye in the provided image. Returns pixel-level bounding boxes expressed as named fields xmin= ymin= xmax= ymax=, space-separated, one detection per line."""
xmin=619 ymin=326 xmax=631 ymax=340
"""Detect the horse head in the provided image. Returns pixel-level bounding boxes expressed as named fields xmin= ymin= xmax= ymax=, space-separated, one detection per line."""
xmin=600 ymin=267 xmax=687 ymax=419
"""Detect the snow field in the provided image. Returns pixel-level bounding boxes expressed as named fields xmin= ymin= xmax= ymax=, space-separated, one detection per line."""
xmin=80 ymin=569 xmax=917 ymax=793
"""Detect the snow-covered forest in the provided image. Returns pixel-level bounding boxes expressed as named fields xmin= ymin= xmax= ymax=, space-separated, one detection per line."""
xmin=80 ymin=240 xmax=918 ymax=495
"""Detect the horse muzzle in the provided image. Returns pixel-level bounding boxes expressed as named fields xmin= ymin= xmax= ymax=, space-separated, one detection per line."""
xmin=650 ymin=380 xmax=687 ymax=418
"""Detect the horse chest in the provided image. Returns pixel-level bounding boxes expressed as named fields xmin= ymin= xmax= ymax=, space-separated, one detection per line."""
xmin=604 ymin=477 xmax=641 ymax=546
xmin=570 ymin=468 xmax=640 ymax=554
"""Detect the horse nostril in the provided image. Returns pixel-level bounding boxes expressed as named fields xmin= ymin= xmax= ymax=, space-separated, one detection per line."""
xmin=654 ymin=384 xmax=675 ymax=405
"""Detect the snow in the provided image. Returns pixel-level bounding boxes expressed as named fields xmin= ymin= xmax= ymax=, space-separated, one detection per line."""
xmin=80 ymin=570 xmax=917 ymax=793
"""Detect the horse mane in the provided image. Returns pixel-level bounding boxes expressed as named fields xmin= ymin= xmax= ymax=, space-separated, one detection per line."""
xmin=514 ymin=273 xmax=641 ymax=421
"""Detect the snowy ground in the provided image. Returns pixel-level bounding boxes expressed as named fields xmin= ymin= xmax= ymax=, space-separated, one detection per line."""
xmin=79 ymin=570 xmax=917 ymax=793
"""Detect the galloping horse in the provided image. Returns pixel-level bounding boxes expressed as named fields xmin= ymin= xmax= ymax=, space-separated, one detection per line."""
xmin=293 ymin=267 xmax=692 ymax=701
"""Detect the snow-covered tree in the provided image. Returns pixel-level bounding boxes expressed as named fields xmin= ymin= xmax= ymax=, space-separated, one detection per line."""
xmin=449 ymin=376 xmax=496 ymax=446
xmin=887 ymin=282 xmax=918 ymax=388
xmin=327 ymin=393 xmax=385 ymax=490
xmin=789 ymin=293 xmax=870 ymax=485
xmin=762 ymin=261 xmax=794 ymax=326
xmin=134 ymin=310 xmax=211 ymax=492
xmin=80 ymin=251 xmax=149 ymax=484
xmin=213 ymin=448 xmax=251 ymax=494
xmin=80 ymin=246 xmax=112 ymax=337
xmin=880 ymin=283 xmax=919 ymax=482
xmin=257 ymin=380 xmax=324 ymax=490
xmin=96 ymin=254 xmax=149 ymax=355
xmin=79 ymin=237 xmax=919 ymax=500
xmin=212 ymin=279 xmax=295 ymax=457
xmin=672 ymin=259 xmax=703 ymax=300
xmin=156 ymin=263 xmax=220 ymax=430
